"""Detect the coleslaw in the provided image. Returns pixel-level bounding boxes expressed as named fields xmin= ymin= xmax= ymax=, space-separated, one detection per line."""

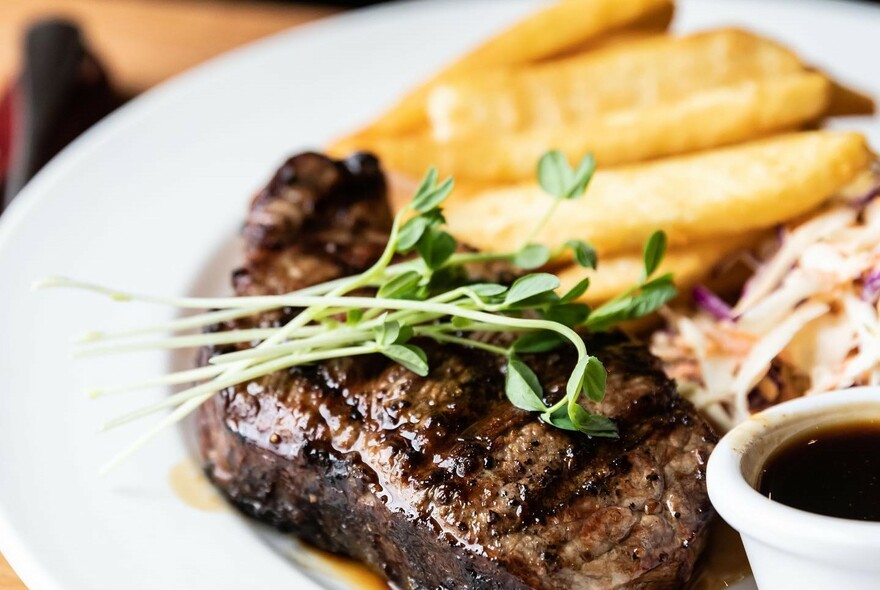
xmin=651 ymin=165 xmax=880 ymax=432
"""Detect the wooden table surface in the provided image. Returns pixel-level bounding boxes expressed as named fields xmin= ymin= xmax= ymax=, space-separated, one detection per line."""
xmin=0 ymin=0 xmax=337 ymax=94
xmin=0 ymin=2 xmax=337 ymax=586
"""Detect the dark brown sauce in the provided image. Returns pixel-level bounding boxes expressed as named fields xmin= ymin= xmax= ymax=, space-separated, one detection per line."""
xmin=758 ymin=420 xmax=880 ymax=521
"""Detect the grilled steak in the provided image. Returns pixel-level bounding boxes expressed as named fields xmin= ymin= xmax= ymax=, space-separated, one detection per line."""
xmin=198 ymin=152 xmax=717 ymax=590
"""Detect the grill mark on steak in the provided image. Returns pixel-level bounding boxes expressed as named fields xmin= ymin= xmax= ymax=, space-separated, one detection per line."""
xmin=198 ymin=152 xmax=717 ymax=589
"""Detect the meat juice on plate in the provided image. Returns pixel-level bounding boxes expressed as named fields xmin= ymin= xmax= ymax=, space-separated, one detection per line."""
xmin=687 ymin=520 xmax=751 ymax=590
xmin=167 ymin=456 xmax=746 ymax=588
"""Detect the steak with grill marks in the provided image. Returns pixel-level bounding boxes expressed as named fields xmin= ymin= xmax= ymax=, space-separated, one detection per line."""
xmin=198 ymin=152 xmax=717 ymax=590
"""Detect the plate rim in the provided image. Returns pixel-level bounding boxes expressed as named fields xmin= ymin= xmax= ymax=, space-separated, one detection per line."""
xmin=1 ymin=0 xmax=879 ymax=587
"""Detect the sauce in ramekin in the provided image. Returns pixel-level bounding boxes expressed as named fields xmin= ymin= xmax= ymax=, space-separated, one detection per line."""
xmin=758 ymin=420 xmax=880 ymax=521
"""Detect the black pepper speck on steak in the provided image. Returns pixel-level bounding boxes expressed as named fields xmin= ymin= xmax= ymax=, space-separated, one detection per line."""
xmin=198 ymin=152 xmax=717 ymax=589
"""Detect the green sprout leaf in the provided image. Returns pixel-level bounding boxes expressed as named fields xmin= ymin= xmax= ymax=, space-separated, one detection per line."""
xmin=542 ymin=405 xmax=617 ymax=437
xmin=413 ymin=167 xmax=438 ymax=200
xmin=346 ymin=308 xmax=363 ymax=325
xmin=586 ymin=273 xmax=677 ymax=332
xmin=581 ymin=356 xmax=606 ymax=402
xmin=375 ymin=320 xmax=401 ymax=346
xmin=467 ymin=283 xmax=508 ymax=298
xmin=567 ymin=239 xmax=597 ymax=270
xmin=565 ymin=356 xmax=588 ymax=400
xmin=397 ymin=216 xmax=429 ymax=252
xmin=451 ymin=315 xmax=472 ymax=328
xmin=629 ymin=273 xmax=677 ymax=316
xmin=568 ymin=404 xmax=618 ymax=437
xmin=513 ymin=244 xmax=551 ymax=270
xmin=427 ymin=265 xmax=466 ymax=294
xmin=416 ymin=229 xmax=457 ymax=269
xmin=541 ymin=407 xmax=578 ymax=431
xmin=382 ymin=344 xmax=429 ymax=376
xmin=584 ymin=297 xmax=630 ymax=332
xmin=505 ymin=357 xmax=547 ymax=412
xmin=420 ymin=208 xmax=447 ymax=228
xmin=537 ymin=151 xmax=596 ymax=200
xmin=642 ymin=230 xmax=667 ymax=279
xmin=560 ymin=277 xmax=590 ymax=304
xmin=537 ymin=151 xmax=573 ymax=199
xmin=566 ymin=154 xmax=596 ymax=199
xmin=512 ymin=331 xmax=565 ymax=354
xmin=504 ymin=273 xmax=561 ymax=306
xmin=396 ymin=324 xmax=414 ymax=344
xmin=542 ymin=303 xmax=590 ymax=327
xmin=377 ymin=270 xmax=422 ymax=299
xmin=515 ymin=292 xmax=561 ymax=309
xmin=461 ymin=284 xmax=507 ymax=305
xmin=412 ymin=176 xmax=454 ymax=213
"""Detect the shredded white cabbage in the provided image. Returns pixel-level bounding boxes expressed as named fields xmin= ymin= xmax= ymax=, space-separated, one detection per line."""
xmin=651 ymin=173 xmax=880 ymax=432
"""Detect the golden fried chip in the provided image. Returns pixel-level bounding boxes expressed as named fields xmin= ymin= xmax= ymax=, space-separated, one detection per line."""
xmin=443 ymin=131 xmax=872 ymax=256
xmin=365 ymin=72 xmax=831 ymax=182
xmin=342 ymin=0 xmax=674 ymax=139
xmin=427 ymin=28 xmax=804 ymax=141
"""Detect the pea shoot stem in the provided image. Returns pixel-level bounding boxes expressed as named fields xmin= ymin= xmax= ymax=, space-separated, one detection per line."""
xmin=422 ymin=331 xmax=510 ymax=356
xmin=101 ymin=343 xmax=382 ymax=431
xmin=522 ymin=197 xmax=563 ymax=248
xmin=87 ymin=365 xmax=226 ymax=398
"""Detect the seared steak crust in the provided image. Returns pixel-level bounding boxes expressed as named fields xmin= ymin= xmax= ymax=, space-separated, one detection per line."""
xmin=199 ymin=153 xmax=716 ymax=590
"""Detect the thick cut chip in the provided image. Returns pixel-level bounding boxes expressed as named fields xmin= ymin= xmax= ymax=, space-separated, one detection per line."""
xmin=427 ymin=28 xmax=805 ymax=141
xmin=557 ymin=232 xmax=765 ymax=305
xmin=342 ymin=0 xmax=674 ymax=139
xmin=443 ymin=131 xmax=872 ymax=256
xmin=362 ymin=72 xmax=831 ymax=182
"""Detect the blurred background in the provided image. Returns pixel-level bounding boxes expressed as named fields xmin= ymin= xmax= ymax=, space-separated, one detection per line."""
xmin=0 ymin=0 xmax=369 ymax=211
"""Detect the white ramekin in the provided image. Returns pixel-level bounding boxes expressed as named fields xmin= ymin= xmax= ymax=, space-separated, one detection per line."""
xmin=707 ymin=386 xmax=880 ymax=590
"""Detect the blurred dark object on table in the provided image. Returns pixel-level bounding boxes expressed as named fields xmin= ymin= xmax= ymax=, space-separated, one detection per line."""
xmin=1 ymin=20 xmax=121 ymax=211
xmin=0 ymin=1 xmax=336 ymax=214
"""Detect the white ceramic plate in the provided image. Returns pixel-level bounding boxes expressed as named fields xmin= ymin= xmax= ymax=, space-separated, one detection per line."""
xmin=0 ymin=0 xmax=877 ymax=588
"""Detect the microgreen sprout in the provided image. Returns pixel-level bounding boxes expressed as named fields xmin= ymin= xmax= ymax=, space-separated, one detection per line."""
xmin=37 ymin=151 xmax=676 ymax=473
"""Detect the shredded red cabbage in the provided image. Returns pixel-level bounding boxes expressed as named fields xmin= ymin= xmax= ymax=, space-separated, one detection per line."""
xmin=774 ymin=224 xmax=786 ymax=245
xmin=851 ymin=183 xmax=880 ymax=209
xmin=863 ymin=268 xmax=880 ymax=304
xmin=693 ymin=285 xmax=733 ymax=321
